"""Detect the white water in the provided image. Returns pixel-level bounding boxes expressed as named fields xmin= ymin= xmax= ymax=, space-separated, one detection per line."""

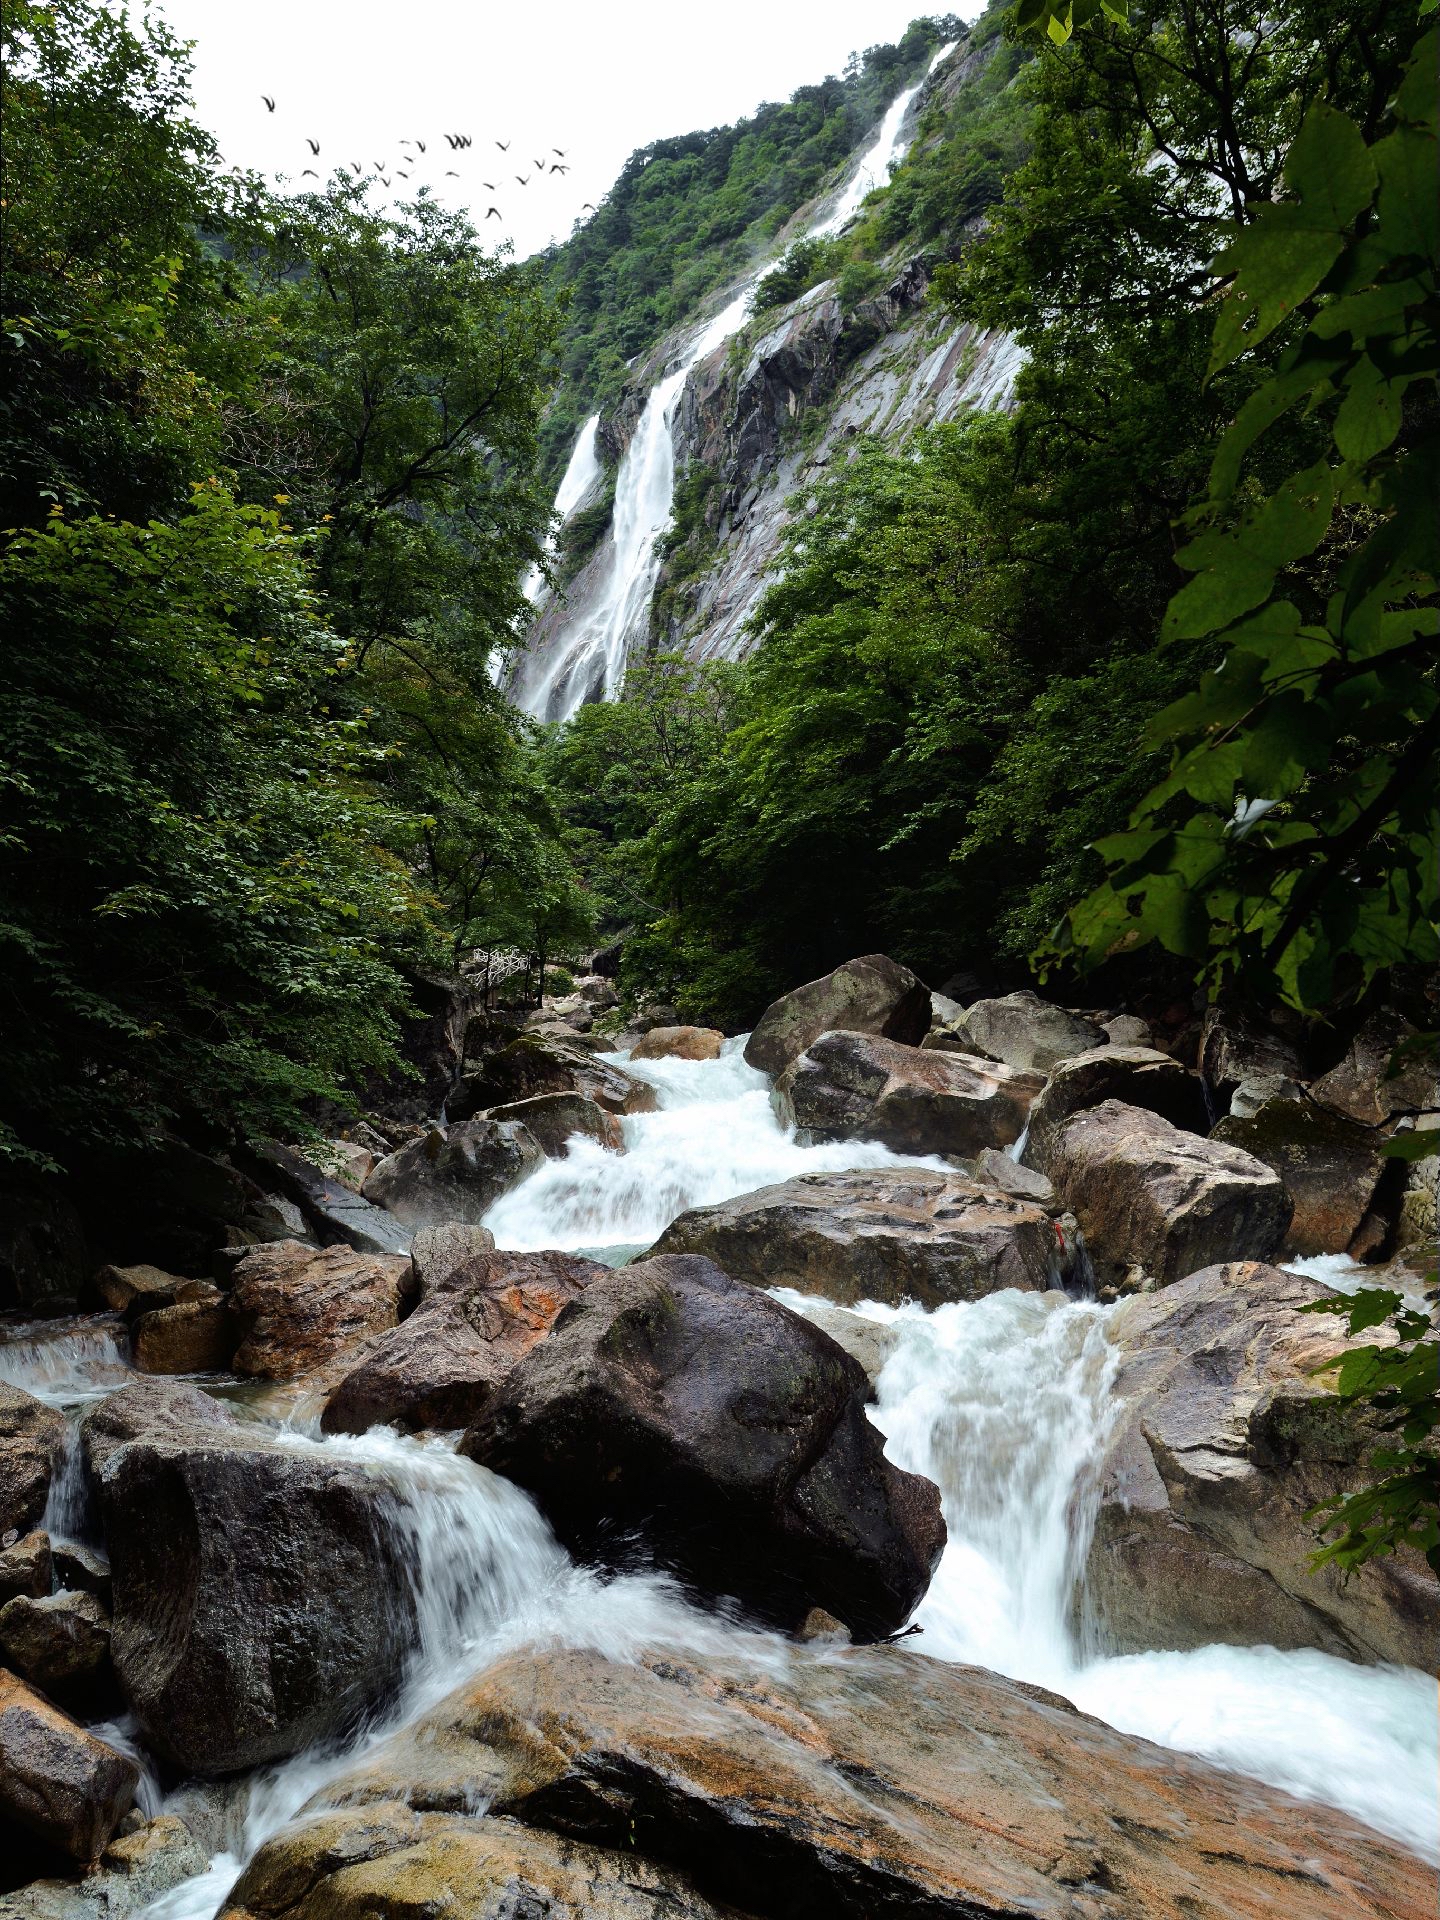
xmin=519 ymin=412 xmax=604 ymax=608
xmin=483 ymin=1036 xmax=946 ymax=1256
xmin=0 ymin=1315 xmax=132 ymax=1405
xmin=518 ymin=43 xmax=957 ymax=722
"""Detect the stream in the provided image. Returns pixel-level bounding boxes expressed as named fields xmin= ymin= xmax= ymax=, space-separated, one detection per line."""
xmin=2 ymin=1039 xmax=1434 ymax=1918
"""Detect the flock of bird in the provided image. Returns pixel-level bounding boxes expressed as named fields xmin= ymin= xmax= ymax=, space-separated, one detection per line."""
xmin=259 ymin=94 xmax=599 ymax=224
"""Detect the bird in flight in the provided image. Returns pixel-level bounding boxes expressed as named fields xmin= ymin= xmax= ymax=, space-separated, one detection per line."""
xmin=496 ymin=139 xmax=510 ymax=150
xmin=486 ymin=207 xmax=502 ymax=219
xmin=553 ymin=164 xmax=570 ymax=174
xmin=534 ymin=157 xmax=547 ymax=170
xmin=302 ymin=168 xmax=318 ymax=178
xmin=445 ymin=169 xmax=460 ymax=177
xmin=380 ymin=175 xmax=391 ymax=186
xmin=582 ymin=202 xmax=596 ymax=211
xmin=553 ymin=147 xmax=567 ymax=158
xmin=416 ymin=140 xmax=427 ymax=153
xmin=306 ymin=138 xmax=320 ymax=154
xmin=261 ymin=94 xmax=276 ymax=112
xmin=515 ymin=174 xmax=530 ymax=186
xmin=482 ymin=180 xmax=498 ymax=189
xmin=396 ymin=169 xmax=411 ymax=179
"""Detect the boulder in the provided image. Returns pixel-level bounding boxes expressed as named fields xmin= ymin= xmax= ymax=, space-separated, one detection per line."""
xmin=51 ymin=1543 xmax=109 ymax=1604
xmin=451 ymin=1034 xmax=657 ymax=1122
xmin=743 ymin=953 xmax=930 ymax=1075
xmin=0 ymin=1670 xmax=138 ymax=1863
xmin=484 ymin=1091 xmax=624 ymax=1156
xmin=362 ymin=1120 xmax=543 ymax=1231
xmin=0 ymin=1590 xmax=111 ymax=1704
xmin=1311 ymin=1008 xmax=1439 ymax=1128
xmin=952 ymin=990 xmax=1107 ymax=1073
xmin=630 ymin=1025 xmax=724 ymax=1062
xmin=408 ymin=1221 xmax=494 ymax=1295
xmin=0 ymin=1386 xmax=65 ymax=1538
xmin=0 ymin=1176 xmax=88 ymax=1314
xmin=356 ymin=967 xmax=474 ymax=1123
xmin=91 ymin=1265 xmax=185 ymax=1318
xmin=244 ymin=1643 xmax=1432 ymax=1920
xmin=462 ymin=1254 xmax=945 ymax=1640
xmin=250 ymin=1142 xmax=412 ymax=1257
xmin=575 ymin=973 xmax=620 ymax=1009
xmin=322 ymin=1249 xmax=605 ymax=1436
xmin=1213 ymin=1100 xmax=1388 ymax=1256
xmin=1083 ymin=1261 xmax=1439 ymax=1669
xmin=82 ymin=1381 xmax=416 ymax=1774
xmin=132 ymin=1292 xmax=239 ymax=1376
xmin=1045 ymin=1101 xmax=1291 ymax=1291
xmin=1022 ymin=1046 xmax=1211 ymax=1173
xmin=973 ymin=1146 xmax=1057 ymax=1207
xmin=0 ymin=1531 xmax=51 ymax=1603
xmin=1103 ymin=1014 xmax=1152 ymax=1048
xmin=228 ymin=1241 xmax=413 ymax=1381
xmin=312 ymin=1140 xmax=376 ymax=1194
xmin=1 ymin=1815 xmax=208 ymax=1920
xmin=653 ymin=1168 xmax=1069 ymax=1310
xmin=775 ymin=1030 xmax=1041 ymax=1158
xmin=1199 ymin=1009 xmax=1305 ymax=1113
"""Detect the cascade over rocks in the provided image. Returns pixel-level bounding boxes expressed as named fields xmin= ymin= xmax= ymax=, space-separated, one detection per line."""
xmin=228 ymin=1240 xmax=414 ymax=1380
xmin=238 ymin=1643 xmax=1433 ymax=1920
xmin=743 ymin=953 xmax=931 ymax=1076
xmin=631 ymin=1025 xmax=724 ymax=1061
xmin=450 ymin=1032 xmax=658 ymax=1121
xmin=1213 ymin=1100 xmax=1388 ymax=1257
xmin=3 ymin=1815 xmax=209 ymax=1920
xmin=81 ymin=1381 xmax=416 ymax=1775
xmin=0 ymin=1671 xmax=139 ymax=1866
xmin=653 ymin=1168 xmax=1070 ymax=1309
xmin=0 ymin=1386 xmax=65 ymax=1537
xmin=484 ymin=1091 xmax=624 ymax=1156
xmin=461 ymin=1253 xmax=944 ymax=1639
xmin=940 ymin=989 xmax=1108 ymax=1073
xmin=322 ymin=1247 xmax=606 ymax=1435
xmin=1044 ymin=1100 xmax=1291 ymax=1291
xmin=1084 ymin=1261 xmax=1439 ymax=1669
xmin=775 ymin=1030 xmax=1041 ymax=1157
xmin=1022 ymin=1046 xmax=1211 ymax=1173
xmin=361 ymin=1119 xmax=544 ymax=1230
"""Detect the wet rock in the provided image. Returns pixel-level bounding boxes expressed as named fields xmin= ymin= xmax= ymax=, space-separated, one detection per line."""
xmin=288 ymin=1643 xmax=1430 ymax=1920
xmin=228 ymin=1241 xmax=413 ymax=1381
xmin=1 ymin=1815 xmax=208 ymax=1920
xmin=973 ymin=1147 xmax=1056 ymax=1207
xmin=1045 ymin=1101 xmax=1291 ymax=1291
xmin=452 ymin=1033 xmax=657 ymax=1122
xmin=630 ymin=1025 xmax=724 ymax=1062
xmin=0 ymin=1590 xmax=111 ymax=1705
xmin=1199 ymin=1009 xmax=1305 ymax=1113
xmin=132 ymin=1292 xmax=239 ymax=1376
xmin=322 ymin=1249 xmax=605 ymax=1436
xmin=82 ymin=1380 xmax=416 ymax=1774
xmin=0 ymin=1176 xmax=88 ymax=1314
xmin=409 ymin=1221 xmax=495 ymax=1295
xmin=1084 ymin=1261 xmax=1439 ymax=1668
xmin=778 ymin=1298 xmax=901 ymax=1387
xmin=361 ymin=1120 xmax=544 ymax=1231
xmin=463 ymin=1254 xmax=945 ymax=1639
xmin=776 ymin=1030 xmax=1041 ymax=1158
xmin=356 ymin=968 xmax=474 ymax=1124
xmin=91 ymin=1266 xmax=185 ymax=1318
xmin=223 ymin=1806 xmax=730 ymax=1920
xmin=1311 ymin=1008 xmax=1438 ymax=1128
xmin=952 ymin=990 xmax=1108 ymax=1073
xmin=250 ymin=1142 xmax=412 ymax=1257
xmin=1023 ymin=1046 xmax=1211 ymax=1173
xmin=0 ymin=1670 xmax=138 ymax=1863
xmin=0 ymin=1386 xmax=65 ymax=1538
xmin=51 ymin=1543 xmax=109 ymax=1604
xmin=1213 ymin=1100 xmax=1388 ymax=1257
xmin=485 ymin=1092 xmax=624 ymax=1157
xmin=0 ymin=1531 xmax=51 ymax=1603
xmin=653 ymin=1168 xmax=1067 ymax=1310
xmin=743 ymin=952 xmax=930 ymax=1075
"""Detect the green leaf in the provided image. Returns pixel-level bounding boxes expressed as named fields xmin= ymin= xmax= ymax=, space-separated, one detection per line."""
xmin=1334 ymin=355 xmax=1407 ymax=462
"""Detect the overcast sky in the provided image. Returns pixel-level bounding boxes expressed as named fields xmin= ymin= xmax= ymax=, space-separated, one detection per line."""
xmin=149 ymin=1 xmax=981 ymax=258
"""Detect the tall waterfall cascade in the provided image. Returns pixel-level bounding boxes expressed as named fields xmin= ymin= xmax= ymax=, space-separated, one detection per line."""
xmin=510 ymin=40 xmax=963 ymax=723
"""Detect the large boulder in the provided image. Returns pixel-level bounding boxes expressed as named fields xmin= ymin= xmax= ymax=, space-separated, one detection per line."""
xmin=0 ymin=1532 xmax=52 ymax=1604
xmin=1023 ymin=1046 xmax=1210 ymax=1173
xmin=0 ymin=1385 xmax=65 ymax=1538
xmin=630 ymin=1025 xmax=724 ymax=1062
xmin=942 ymin=990 xmax=1108 ymax=1073
xmin=408 ymin=1221 xmax=494 ymax=1294
xmin=0 ymin=1590 xmax=111 ymax=1707
xmin=653 ymin=1168 xmax=1070 ymax=1310
xmin=1198 ymin=1008 xmax=1306 ymax=1113
xmin=228 ymin=1241 xmax=414 ymax=1381
xmin=248 ymin=1142 xmax=411 ymax=1257
xmin=450 ymin=1033 xmax=657 ymax=1122
xmin=81 ymin=1381 xmax=416 ymax=1775
xmin=361 ymin=1119 xmax=543 ymax=1230
xmin=322 ymin=1248 xmax=606 ymax=1435
xmin=1083 ymin=1261 xmax=1439 ymax=1669
xmin=775 ymin=1030 xmax=1041 ymax=1158
xmin=484 ymin=1092 xmax=624 ymax=1157
xmin=1213 ymin=1100 xmax=1388 ymax=1256
xmin=132 ymin=1291 xmax=239 ymax=1376
xmin=1045 ymin=1101 xmax=1291 ymax=1291
xmin=463 ymin=1255 xmax=944 ymax=1639
xmin=743 ymin=953 xmax=930 ymax=1076
xmin=231 ymin=1644 xmax=1432 ymax=1920
xmin=1311 ymin=1008 xmax=1438 ymax=1128
xmin=0 ymin=1670 xmax=138 ymax=1864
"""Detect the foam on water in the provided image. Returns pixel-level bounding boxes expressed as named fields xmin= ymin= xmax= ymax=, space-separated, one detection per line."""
xmin=0 ymin=1315 xmax=132 ymax=1406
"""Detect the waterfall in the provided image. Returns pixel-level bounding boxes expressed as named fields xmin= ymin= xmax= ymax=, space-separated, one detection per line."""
xmin=515 ymin=42 xmax=958 ymax=723
xmin=520 ymin=412 xmax=603 ymax=607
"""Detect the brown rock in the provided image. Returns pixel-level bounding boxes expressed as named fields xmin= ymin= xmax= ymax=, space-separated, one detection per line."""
xmin=0 ymin=1590 xmax=111 ymax=1703
xmin=653 ymin=1167 xmax=1068 ymax=1309
xmin=282 ymin=1644 xmax=1431 ymax=1920
xmin=462 ymin=1254 xmax=945 ymax=1640
xmin=743 ymin=952 xmax=931 ymax=1076
xmin=1213 ymin=1100 xmax=1387 ymax=1256
xmin=5 ymin=1814 xmax=210 ymax=1919
xmin=0 ymin=1530 xmax=52 ymax=1603
xmin=133 ymin=1294 xmax=239 ymax=1376
xmin=1045 ymin=1101 xmax=1291 ymax=1291
xmin=228 ymin=1241 xmax=413 ymax=1381
xmin=409 ymin=1221 xmax=495 ymax=1295
xmin=322 ymin=1248 xmax=606 ymax=1435
xmin=0 ymin=1669 xmax=138 ymax=1863
xmin=1022 ymin=1046 xmax=1211 ymax=1173
xmin=951 ymin=989 xmax=1108 ymax=1072
xmin=361 ymin=1120 xmax=545 ymax=1230
xmin=1084 ymin=1261 xmax=1438 ymax=1668
xmin=0 ymin=1385 xmax=65 ymax=1538
xmin=1311 ymin=1009 xmax=1438 ymax=1128
xmin=451 ymin=1034 xmax=657 ymax=1121
xmin=92 ymin=1265 xmax=185 ymax=1318
xmin=775 ymin=1030 xmax=1041 ymax=1158
xmin=1199 ymin=1009 xmax=1305 ymax=1110
xmin=630 ymin=1025 xmax=724 ymax=1062
xmin=485 ymin=1091 xmax=624 ymax=1156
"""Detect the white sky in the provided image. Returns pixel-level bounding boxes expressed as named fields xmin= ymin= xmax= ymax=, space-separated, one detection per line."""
xmin=149 ymin=1 xmax=981 ymax=259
